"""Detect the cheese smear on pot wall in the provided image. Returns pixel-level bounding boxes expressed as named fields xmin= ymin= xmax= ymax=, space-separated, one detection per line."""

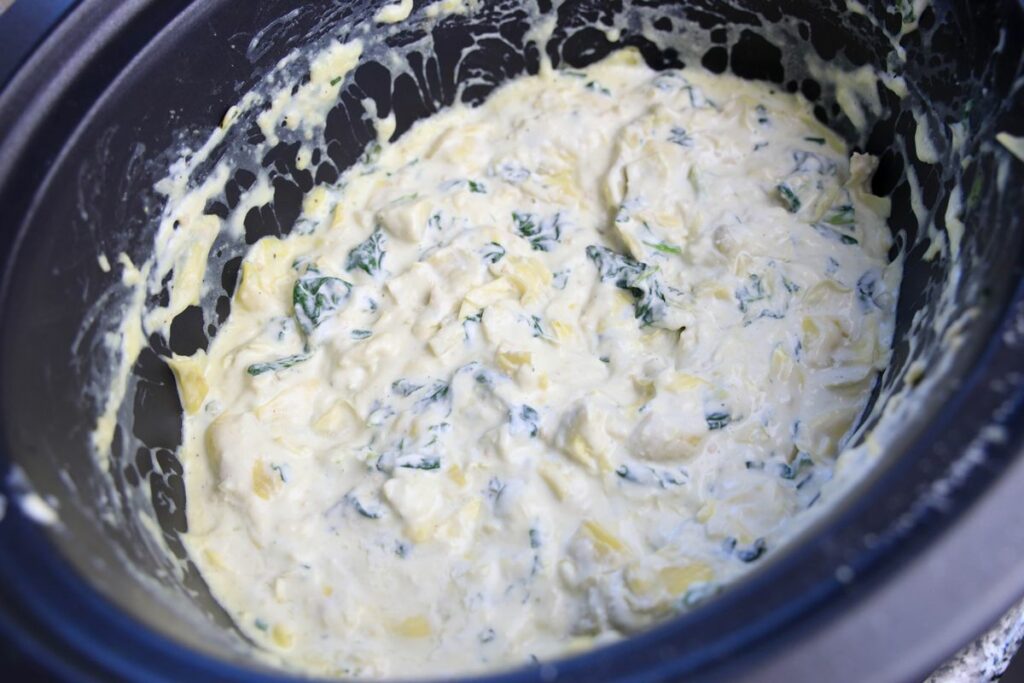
xmin=169 ymin=48 xmax=900 ymax=677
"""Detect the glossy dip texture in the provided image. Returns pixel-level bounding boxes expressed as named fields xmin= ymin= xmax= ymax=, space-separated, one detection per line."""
xmin=163 ymin=49 xmax=899 ymax=677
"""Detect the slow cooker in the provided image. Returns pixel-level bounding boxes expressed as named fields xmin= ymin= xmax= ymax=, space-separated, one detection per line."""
xmin=1 ymin=0 xmax=1023 ymax=681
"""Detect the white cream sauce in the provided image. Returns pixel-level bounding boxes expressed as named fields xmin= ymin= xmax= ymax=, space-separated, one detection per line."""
xmin=166 ymin=48 xmax=899 ymax=677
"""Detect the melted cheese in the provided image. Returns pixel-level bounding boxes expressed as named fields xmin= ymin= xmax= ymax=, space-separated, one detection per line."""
xmin=174 ymin=49 xmax=898 ymax=678
xmin=375 ymin=0 xmax=414 ymax=23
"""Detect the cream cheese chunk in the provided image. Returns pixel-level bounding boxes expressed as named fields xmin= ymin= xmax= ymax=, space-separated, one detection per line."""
xmin=174 ymin=48 xmax=898 ymax=678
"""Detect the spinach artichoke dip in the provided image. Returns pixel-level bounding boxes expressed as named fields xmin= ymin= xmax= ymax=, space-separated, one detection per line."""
xmin=166 ymin=48 xmax=900 ymax=677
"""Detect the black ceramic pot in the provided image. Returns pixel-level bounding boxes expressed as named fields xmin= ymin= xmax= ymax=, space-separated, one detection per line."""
xmin=1 ymin=1 xmax=1023 ymax=681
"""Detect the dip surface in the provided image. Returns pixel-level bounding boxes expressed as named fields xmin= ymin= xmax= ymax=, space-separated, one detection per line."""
xmin=170 ymin=49 xmax=899 ymax=678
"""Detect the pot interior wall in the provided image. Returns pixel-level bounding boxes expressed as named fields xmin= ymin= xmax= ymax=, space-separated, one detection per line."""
xmin=0 ymin=0 xmax=1022 ymax=676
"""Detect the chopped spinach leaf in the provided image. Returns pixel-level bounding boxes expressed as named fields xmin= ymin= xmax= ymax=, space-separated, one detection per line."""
xmin=629 ymin=276 xmax=666 ymax=326
xmin=293 ymin=270 xmax=352 ymax=338
xmin=414 ymin=381 xmax=450 ymax=413
xmin=460 ymin=361 xmax=495 ymax=387
xmin=705 ymin=411 xmax=731 ymax=430
xmin=423 ymin=381 xmax=451 ymax=402
xmin=392 ymin=378 xmax=422 ymax=397
xmin=792 ymin=150 xmax=833 ymax=174
xmin=345 ymin=493 xmax=383 ymax=519
xmin=735 ymin=538 xmax=767 ymax=563
xmin=426 ymin=422 xmax=451 ymax=444
xmin=346 ymin=228 xmax=386 ymax=276
xmin=585 ymin=80 xmax=611 ymax=95
xmin=513 ymin=211 xmax=562 ymax=251
xmin=270 ymin=463 xmax=289 ymax=482
xmin=734 ymin=274 xmax=766 ymax=313
xmin=778 ymin=453 xmax=813 ymax=480
xmin=529 ymin=315 xmax=545 ymax=338
xmin=329 ymin=76 xmax=342 ymax=86
xmin=668 ymin=126 xmax=693 ymax=147
xmin=463 ymin=309 xmax=483 ymax=340
xmin=395 ymin=454 xmax=441 ymax=470
xmin=616 ymin=464 xmax=635 ymax=481
xmin=824 ymin=204 xmax=855 ymax=226
xmin=366 ymin=404 xmax=395 ymax=426
xmin=468 ymin=180 xmax=487 ymax=194
xmin=750 ymin=309 xmax=786 ymax=324
xmin=813 ymin=223 xmax=859 ymax=245
xmin=856 ymin=271 xmax=880 ymax=310
xmin=586 ymin=245 xmax=669 ymax=327
xmin=508 ymin=404 xmax=540 ymax=437
xmin=736 ymin=272 xmax=792 ymax=326
xmin=803 ymin=136 xmax=826 ymax=145
xmin=272 ymin=317 xmax=295 ymax=341
xmin=247 ymin=352 xmax=311 ymax=376
xmin=776 ymin=183 xmax=802 ymax=213
xmin=481 ymin=242 xmax=506 ymax=264
xmin=615 ymin=197 xmax=644 ymax=224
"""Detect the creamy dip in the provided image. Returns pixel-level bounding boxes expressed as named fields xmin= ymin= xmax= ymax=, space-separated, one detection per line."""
xmin=167 ymin=48 xmax=899 ymax=678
